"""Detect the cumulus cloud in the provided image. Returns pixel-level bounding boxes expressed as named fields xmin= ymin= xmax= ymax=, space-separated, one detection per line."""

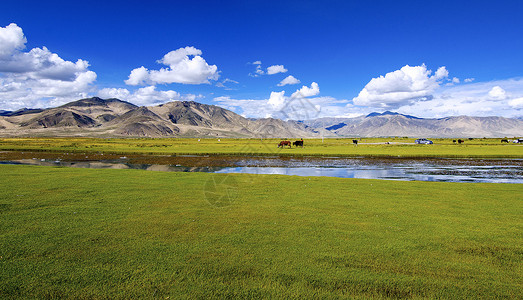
xmin=395 ymin=78 xmax=523 ymax=118
xmin=291 ymin=82 xmax=320 ymax=98
xmin=125 ymin=46 xmax=219 ymax=85
xmin=0 ymin=23 xmax=26 ymax=58
xmin=464 ymin=78 xmax=475 ymax=83
xmin=266 ymin=65 xmax=288 ymax=75
xmin=278 ymin=75 xmax=300 ymax=86
xmin=98 ymin=86 xmax=201 ymax=106
xmin=267 ymin=91 xmax=286 ymax=109
xmin=124 ymin=66 xmax=149 ymax=86
xmin=249 ymin=61 xmax=289 ymax=77
xmin=488 ymin=86 xmax=507 ymax=100
xmin=434 ymin=66 xmax=449 ymax=80
xmin=214 ymin=82 xmax=325 ymax=119
xmin=97 ymin=87 xmax=131 ymax=100
xmin=214 ymin=92 xmax=353 ymax=120
xmin=353 ymin=64 xmax=448 ymax=108
xmin=0 ymin=23 xmax=97 ymax=110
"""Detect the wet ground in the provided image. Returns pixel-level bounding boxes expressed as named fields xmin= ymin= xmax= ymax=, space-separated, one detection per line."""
xmin=1 ymin=151 xmax=522 ymax=183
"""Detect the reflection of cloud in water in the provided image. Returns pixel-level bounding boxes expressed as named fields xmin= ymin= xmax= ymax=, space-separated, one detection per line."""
xmin=218 ymin=167 xmax=410 ymax=180
xmin=215 ymin=166 xmax=523 ymax=183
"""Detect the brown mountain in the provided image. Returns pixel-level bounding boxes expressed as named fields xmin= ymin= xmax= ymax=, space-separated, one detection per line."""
xmin=0 ymin=97 xmax=320 ymax=138
xmin=109 ymin=106 xmax=179 ymax=137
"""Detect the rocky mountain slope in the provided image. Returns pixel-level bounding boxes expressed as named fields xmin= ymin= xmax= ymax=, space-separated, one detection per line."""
xmin=0 ymin=97 xmax=320 ymax=138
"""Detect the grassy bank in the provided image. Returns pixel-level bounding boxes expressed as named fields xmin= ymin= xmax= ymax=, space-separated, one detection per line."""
xmin=1 ymin=137 xmax=522 ymax=158
xmin=1 ymin=165 xmax=521 ymax=298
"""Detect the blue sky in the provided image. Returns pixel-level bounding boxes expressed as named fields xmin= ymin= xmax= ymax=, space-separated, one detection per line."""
xmin=1 ymin=0 xmax=522 ymax=118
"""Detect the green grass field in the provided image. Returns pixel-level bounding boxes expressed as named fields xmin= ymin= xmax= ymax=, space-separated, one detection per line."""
xmin=1 ymin=137 xmax=522 ymax=158
xmin=1 ymin=164 xmax=521 ymax=299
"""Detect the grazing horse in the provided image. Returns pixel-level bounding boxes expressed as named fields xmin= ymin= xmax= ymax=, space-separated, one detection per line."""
xmin=352 ymin=139 xmax=358 ymax=146
xmin=293 ymin=140 xmax=304 ymax=147
xmin=501 ymin=139 xmax=509 ymax=143
xmin=278 ymin=140 xmax=292 ymax=148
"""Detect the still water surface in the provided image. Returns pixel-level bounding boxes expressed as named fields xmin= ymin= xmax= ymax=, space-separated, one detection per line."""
xmin=2 ymin=154 xmax=522 ymax=184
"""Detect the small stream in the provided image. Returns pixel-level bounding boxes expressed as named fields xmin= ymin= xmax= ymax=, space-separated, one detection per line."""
xmin=1 ymin=151 xmax=521 ymax=183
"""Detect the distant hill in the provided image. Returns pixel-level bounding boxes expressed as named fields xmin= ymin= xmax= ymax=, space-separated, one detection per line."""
xmin=311 ymin=113 xmax=523 ymax=138
xmin=365 ymin=111 xmax=421 ymax=119
xmin=0 ymin=108 xmax=44 ymax=117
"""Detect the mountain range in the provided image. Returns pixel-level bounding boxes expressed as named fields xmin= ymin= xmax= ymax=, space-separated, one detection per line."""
xmin=0 ymin=97 xmax=319 ymax=138
xmin=0 ymin=97 xmax=521 ymax=138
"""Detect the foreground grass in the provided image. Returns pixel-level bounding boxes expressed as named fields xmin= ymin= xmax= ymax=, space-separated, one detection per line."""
xmin=1 ymin=137 xmax=522 ymax=158
xmin=0 ymin=165 xmax=521 ymax=299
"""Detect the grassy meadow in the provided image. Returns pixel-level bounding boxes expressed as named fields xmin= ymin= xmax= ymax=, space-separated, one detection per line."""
xmin=1 ymin=164 xmax=522 ymax=299
xmin=1 ymin=137 xmax=522 ymax=158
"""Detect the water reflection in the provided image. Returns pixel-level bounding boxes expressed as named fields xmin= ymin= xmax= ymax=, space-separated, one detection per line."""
xmin=215 ymin=165 xmax=523 ymax=183
xmin=1 ymin=159 xmax=226 ymax=173
xmin=1 ymin=157 xmax=522 ymax=184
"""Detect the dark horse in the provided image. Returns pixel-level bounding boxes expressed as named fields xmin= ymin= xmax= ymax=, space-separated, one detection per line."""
xmin=293 ymin=140 xmax=304 ymax=147
xmin=501 ymin=139 xmax=509 ymax=143
xmin=278 ymin=140 xmax=292 ymax=148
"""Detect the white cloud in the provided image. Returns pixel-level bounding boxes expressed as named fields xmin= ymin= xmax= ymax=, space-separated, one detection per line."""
xmin=278 ymin=75 xmax=300 ymax=86
xmin=509 ymin=97 xmax=523 ymax=109
xmin=248 ymin=62 xmax=265 ymax=77
xmin=255 ymin=65 xmax=264 ymax=75
xmin=464 ymin=78 xmax=475 ymax=83
xmin=214 ymin=92 xmax=353 ymax=120
xmin=158 ymin=46 xmax=201 ymax=66
xmin=434 ymin=66 xmax=449 ymax=80
xmin=291 ymin=82 xmax=320 ymax=98
xmin=488 ymin=86 xmax=507 ymax=100
xmin=452 ymin=77 xmax=460 ymax=84
xmin=125 ymin=46 xmax=219 ymax=85
xmin=395 ymin=78 xmax=523 ymax=118
xmin=214 ymin=82 xmax=326 ymax=119
xmin=98 ymin=86 xmax=200 ymax=106
xmin=0 ymin=23 xmax=26 ymax=58
xmin=216 ymin=78 xmax=239 ymax=89
xmin=124 ymin=66 xmax=149 ymax=86
xmin=249 ymin=62 xmax=288 ymax=77
xmin=266 ymin=65 xmax=288 ymax=75
xmin=223 ymin=78 xmax=239 ymax=84
xmin=353 ymin=64 xmax=448 ymax=108
xmin=97 ymin=88 xmax=131 ymax=100
xmin=0 ymin=23 xmax=97 ymax=110
xmin=267 ymin=91 xmax=286 ymax=110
